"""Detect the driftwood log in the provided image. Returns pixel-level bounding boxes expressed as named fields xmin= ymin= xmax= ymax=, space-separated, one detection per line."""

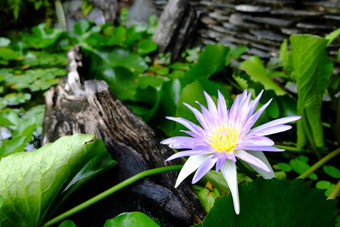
xmin=41 ymin=46 xmax=206 ymax=226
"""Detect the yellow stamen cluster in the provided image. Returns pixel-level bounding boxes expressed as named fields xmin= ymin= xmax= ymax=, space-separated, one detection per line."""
xmin=207 ymin=125 xmax=240 ymax=153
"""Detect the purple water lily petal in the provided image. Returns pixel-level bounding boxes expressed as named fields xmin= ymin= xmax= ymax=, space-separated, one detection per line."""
xmin=247 ymin=90 xmax=263 ymax=118
xmin=238 ymin=145 xmax=285 ymax=152
xmin=250 ymin=125 xmax=293 ymax=136
xmin=161 ymin=136 xmax=204 ymax=149
xmin=166 ymin=117 xmax=204 ymax=133
xmin=183 ymin=103 xmax=210 ymax=131
xmin=238 ymin=135 xmax=274 ymax=146
xmin=250 ymin=116 xmax=301 ymax=134
xmin=192 ymin=156 xmax=218 ymax=184
xmin=215 ymin=153 xmax=228 ymax=171
xmin=239 ymin=98 xmax=272 ymax=137
xmin=235 ymin=150 xmax=270 ymax=172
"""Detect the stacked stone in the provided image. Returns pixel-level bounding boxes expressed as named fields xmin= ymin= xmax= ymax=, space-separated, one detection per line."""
xmin=153 ymin=0 xmax=340 ymax=69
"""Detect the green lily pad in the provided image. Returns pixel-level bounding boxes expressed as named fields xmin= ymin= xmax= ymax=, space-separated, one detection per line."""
xmin=59 ymin=220 xmax=76 ymax=227
xmin=0 ymin=47 xmax=18 ymax=60
xmin=194 ymin=178 xmax=338 ymax=227
xmin=104 ymin=212 xmax=159 ymax=227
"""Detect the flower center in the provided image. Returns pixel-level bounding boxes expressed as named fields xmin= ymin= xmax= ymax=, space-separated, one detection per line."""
xmin=207 ymin=125 xmax=240 ymax=153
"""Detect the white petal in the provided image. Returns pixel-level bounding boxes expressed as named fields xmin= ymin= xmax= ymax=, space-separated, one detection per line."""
xmin=183 ymin=103 xmax=209 ymax=131
xmin=246 ymin=151 xmax=275 ymax=179
xmin=238 ymin=135 xmax=274 ymax=146
xmin=175 ymin=155 xmax=208 ymax=188
xmin=247 ymin=90 xmax=263 ymax=118
xmin=220 ymin=160 xmax=240 ymax=214
xmin=240 ymin=98 xmax=272 ymax=136
xmin=166 ymin=116 xmax=205 ymax=136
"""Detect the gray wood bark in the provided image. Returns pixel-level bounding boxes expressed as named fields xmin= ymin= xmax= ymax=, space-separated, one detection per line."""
xmin=42 ymin=46 xmax=206 ymax=226
xmin=152 ymin=0 xmax=198 ymax=61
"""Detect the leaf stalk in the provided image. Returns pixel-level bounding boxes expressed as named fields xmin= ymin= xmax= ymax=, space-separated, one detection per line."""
xmin=43 ymin=165 xmax=183 ymax=226
xmin=297 ymin=147 xmax=340 ymax=179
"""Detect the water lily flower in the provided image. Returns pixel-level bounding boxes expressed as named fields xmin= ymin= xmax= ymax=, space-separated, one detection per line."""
xmin=161 ymin=90 xmax=301 ymax=214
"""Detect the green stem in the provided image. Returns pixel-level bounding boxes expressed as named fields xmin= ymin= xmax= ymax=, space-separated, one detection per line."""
xmin=327 ymin=179 xmax=340 ymax=200
xmin=43 ymin=165 xmax=183 ymax=227
xmin=297 ymin=147 xmax=340 ymax=179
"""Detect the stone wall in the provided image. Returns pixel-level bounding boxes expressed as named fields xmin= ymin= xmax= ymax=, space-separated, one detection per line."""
xmin=153 ymin=0 xmax=340 ymax=66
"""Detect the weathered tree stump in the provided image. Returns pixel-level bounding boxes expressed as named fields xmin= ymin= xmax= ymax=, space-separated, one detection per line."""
xmin=41 ymin=46 xmax=206 ymax=226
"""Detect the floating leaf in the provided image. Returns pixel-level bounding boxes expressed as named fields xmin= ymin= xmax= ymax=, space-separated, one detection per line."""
xmin=0 ymin=134 xmax=116 ymax=227
xmin=104 ymin=212 xmax=159 ymax=227
xmin=194 ymin=178 xmax=337 ymax=227
xmin=0 ymin=47 xmax=18 ymax=60
xmin=137 ymin=38 xmax=157 ymax=55
xmin=316 ymin=181 xmax=336 ymax=197
xmin=0 ymin=93 xmax=31 ymax=106
xmin=290 ymin=156 xmax=317 ymax=180
xmin=59 ymin=220 xmax=76 ymax=227
xmin=323 ymin=165 xmax=340 ymax=179
xmin=277 ymin=162 xmax=292 ymax=172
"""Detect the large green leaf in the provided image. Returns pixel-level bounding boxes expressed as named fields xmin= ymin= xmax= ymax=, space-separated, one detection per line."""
xmin=182 ymin=44 xmax=230 ymax=85
xmin=0 ymin=123 xmax=36 ymax=158
xmin=290 ymin=34 xmax=333 ymax=148
xmin=152 ymin=79 xmax=181 ymax=135
xmin=103 ymin=212 xmax=159 ymax=227
xmin=240 ymin=55 xmax=287 ymax=96
xmin=137 ymin=38 xmax=157 ymax=55
xmin=325 ymin=28 xmax=340 ymax=46
xmin=194 ymin=178 xmax=338 ymax=227
xmin=0 ymin=134 xmax=116 ymax=227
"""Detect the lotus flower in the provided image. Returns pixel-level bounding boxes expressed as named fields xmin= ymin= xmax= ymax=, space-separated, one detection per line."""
xmin=161 ymin=89 xmax=300 ymax=214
